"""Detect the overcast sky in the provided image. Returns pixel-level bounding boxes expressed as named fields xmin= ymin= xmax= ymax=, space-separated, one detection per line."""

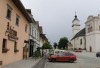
xmin=21 ymin=0 xmax=100 ymax=44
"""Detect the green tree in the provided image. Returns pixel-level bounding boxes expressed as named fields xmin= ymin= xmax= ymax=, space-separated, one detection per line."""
xmin=42 ymin=42 xmax=52 ymax=49
xmin=58 ymin=37 xmax=69 ymax=49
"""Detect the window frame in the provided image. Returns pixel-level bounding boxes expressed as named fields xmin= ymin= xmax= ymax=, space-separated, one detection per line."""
xmin=80 ymin=39 xmax=82 ymax=45
xmin=16 ymin=14 xmax=20 ymax=26
xmin=2 ymin=39 xmax=7 ymax=49
xmin=6 ymin=4 xmax=12 ymax=20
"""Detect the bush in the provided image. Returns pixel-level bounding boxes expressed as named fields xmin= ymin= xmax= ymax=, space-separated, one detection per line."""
xmin=34 ymin=50 xmax=41 ymax=59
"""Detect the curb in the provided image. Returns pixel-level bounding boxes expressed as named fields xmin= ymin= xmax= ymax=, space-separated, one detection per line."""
xmin=44 ymin=59 xmax=47 ymax=68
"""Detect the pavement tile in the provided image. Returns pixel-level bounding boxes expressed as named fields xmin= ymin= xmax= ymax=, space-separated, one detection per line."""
xmin=0 ymin=57 xmax=41 ymax=68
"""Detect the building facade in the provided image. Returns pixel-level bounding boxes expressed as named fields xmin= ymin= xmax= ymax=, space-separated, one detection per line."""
xmin=71 ymin=14 xmax=100 ymax=52
xmin=28 ymin=20 xmax=40 ymax=57
xmin=0 ymin=0 xmax=32 ymax=66
xmin=85 ymin=15 xmax=100 ymax=52
xmin=71 ymin=14 xmax=86 ymax=50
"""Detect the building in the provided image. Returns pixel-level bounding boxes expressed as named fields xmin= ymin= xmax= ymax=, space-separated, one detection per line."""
xmin=71 ymin=14 xmax=86 ymax=50
xmin=71 ymin=14 xmax=100 ymax=52
xmin=85 ymin=15 xmax=100 ymax=52
xmin=39 ymin=26 xmax=48 ymax=48
xmin=0 ymin=0 xmax=32 ymax=66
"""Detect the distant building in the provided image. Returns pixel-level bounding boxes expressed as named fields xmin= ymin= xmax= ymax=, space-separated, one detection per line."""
xmin=85 ymin=15 xmax=100 ymax=52
xmin=39 ymin=26 xmax=48 ymax=48
xmin=71 ymin=13 xmax=100 ymax=52
xmin=0 ymin=0 xmax=32 ymax=66
xmin=71 ymin=14 xmax=86 ymax=50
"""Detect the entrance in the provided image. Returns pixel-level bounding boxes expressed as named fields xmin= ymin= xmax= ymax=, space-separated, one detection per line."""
xmin=29 ymin=44 xmax=33 ymax=57
xmin=29 ymin=39 xmax=34 ymax=57
xmin=90 ymin=46 xmax=92 ymax=52
xmin=23 ymin=47 xmax=27 ymax=59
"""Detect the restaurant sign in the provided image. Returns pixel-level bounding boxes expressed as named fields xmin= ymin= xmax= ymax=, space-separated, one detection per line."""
xmin=5 ymin=22 xmax=18 ymax=41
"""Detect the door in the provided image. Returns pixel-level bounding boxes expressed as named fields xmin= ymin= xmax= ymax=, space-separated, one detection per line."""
xmin=23 ymin=47 xmax=27 ymax=59
xmin=90 ymin=46 xmax=92 ymax=52
xmin=29 ymin=44 xmax=33 ymax=57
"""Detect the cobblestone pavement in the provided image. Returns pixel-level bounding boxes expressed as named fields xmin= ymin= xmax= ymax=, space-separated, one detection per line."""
xmin=44 ymin=51 xmax=100 ymax=68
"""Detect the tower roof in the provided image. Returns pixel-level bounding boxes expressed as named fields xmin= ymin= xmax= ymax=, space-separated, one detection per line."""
xmin=72 ymin=13 xmax=79 ymax=23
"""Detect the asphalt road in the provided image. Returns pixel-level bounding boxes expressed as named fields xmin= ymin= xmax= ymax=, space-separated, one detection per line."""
xmin=44 ymin=52 xmax=100 ymax=68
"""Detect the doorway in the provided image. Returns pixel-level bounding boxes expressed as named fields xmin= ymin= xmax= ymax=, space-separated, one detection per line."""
xmin=90 ymin=46 xmax=92 ymax=52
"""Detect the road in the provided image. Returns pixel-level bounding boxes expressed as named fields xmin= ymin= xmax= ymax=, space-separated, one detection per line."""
xmin=32 ymin=57 xmax=47 ymax=68
xmin=44 ymin=52 xmax=100 ymax=68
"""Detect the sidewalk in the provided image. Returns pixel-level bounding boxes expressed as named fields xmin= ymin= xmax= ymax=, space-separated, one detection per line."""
xmin=0 ymin=57 xmax=42 ymax=68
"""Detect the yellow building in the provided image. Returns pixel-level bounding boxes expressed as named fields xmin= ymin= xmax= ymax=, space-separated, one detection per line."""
xmin=0 ymin=0 xmax=32 ymax=66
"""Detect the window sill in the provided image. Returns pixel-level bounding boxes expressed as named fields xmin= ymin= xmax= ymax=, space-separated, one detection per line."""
xmin=6 ymin=17 xmax=11 ymax=21
xmin=2 ymin=48 xmax=10 ymax=53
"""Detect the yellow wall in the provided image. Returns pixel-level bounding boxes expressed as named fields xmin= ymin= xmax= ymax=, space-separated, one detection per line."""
xmin=0 ymin=0 xmax=29 ymax=66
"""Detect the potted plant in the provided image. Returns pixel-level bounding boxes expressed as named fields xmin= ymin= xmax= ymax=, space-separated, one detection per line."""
xmin=14 ymin=49 xmax=19 ymax=52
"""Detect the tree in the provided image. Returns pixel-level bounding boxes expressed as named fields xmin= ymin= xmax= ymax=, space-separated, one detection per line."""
xmin=42 ymin=42 xmax=52 ymax=49
xmin=58 ymin=37 xmax=69 ymax=49
xmin=53 ymin=42 xmax=58 ymax=49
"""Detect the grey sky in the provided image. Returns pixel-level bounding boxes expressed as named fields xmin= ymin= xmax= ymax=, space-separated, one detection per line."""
xmin=21 ymin=0 xmax=100 ymax=44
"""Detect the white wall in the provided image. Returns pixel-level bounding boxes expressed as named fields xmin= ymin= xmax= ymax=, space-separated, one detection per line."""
xmin=71 ymin=36 xmax=85 ymax=49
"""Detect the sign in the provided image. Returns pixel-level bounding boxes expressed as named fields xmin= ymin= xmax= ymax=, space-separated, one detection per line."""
xmin=5 ymin=22 xmax=18 ymax=41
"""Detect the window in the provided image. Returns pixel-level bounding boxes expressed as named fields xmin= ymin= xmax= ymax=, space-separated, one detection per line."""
xmin=16 ymin=15 xmax=20 ymax=26
xmin=14 ymin=42 xmax=18 ymax=52
xmin=6 ymin=4 xmax=12 ymax=20
xmin=80 ymin=39 xmax=82 ymax=45
xmin=88 ymin=26 xmax=93 ymax=33
xmin=25 ymin=24 xmax=27 ymax=32
xmin=99 ymin=26 xmax=100 ymax=31
xmin=2 ymin=39 xmax=9 ymax=53
xmin=32 ymin=27 xmax=34 ymax=36
xmin=35 ymin=30 xmax=36 ymax=38
xmin=14 ymin=42 xmax=17 ymax=51
xmin=65 ymin=52 xmax=74 ymax=56
xmin=2 ymin=39 xmax=7 ymax=49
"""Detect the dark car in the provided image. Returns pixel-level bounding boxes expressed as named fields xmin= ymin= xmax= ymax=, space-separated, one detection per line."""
xmin=48 ymin=52 xmax=77 ymax=63
xmin=96 ymin=52 xmax=100 ymax=57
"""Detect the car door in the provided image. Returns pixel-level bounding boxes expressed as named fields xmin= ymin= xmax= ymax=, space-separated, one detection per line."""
xmin=56 ymin=53 xmax=65 ymax=61
xmin=64 ymin=52 xmax=71 ymax=61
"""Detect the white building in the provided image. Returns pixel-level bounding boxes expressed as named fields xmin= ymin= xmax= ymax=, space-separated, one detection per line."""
xmin=26 ymin=9 xmax=40 ymax=57
xmin=85 ymin=14 xmax=100 ymax=52
xmin=71 ymin=14 xmax=100 ymax=52
xmin=71 ymin=14 xmax=86 ymax=50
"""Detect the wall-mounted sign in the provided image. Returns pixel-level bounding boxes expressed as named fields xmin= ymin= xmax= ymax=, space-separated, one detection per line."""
xmin=5 ymin=22 xmax=18 ymax=41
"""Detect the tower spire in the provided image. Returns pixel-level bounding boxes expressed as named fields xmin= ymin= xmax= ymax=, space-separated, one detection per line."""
xmin=74 ymin=11 xmax=78 ymax=20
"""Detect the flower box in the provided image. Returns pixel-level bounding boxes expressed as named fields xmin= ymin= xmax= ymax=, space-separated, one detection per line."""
xmin=2 ymin=48 xmax=10 ymax=53
xmin=14 ymin=49 xmax=19 ymax=52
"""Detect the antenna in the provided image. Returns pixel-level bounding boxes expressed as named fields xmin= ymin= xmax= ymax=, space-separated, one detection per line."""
xmin=75 ymin=11 xmax=76 ymax=16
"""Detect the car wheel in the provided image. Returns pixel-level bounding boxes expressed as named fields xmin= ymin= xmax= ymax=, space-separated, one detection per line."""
xmin=69 ymin=59 xmax=74 ymax=63
xmin=51 ymin=59 xmax=56 ymax=62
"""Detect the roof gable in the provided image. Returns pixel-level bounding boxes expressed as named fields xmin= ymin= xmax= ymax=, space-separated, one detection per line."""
xmin=71 ymin=28 xmax=85 ymax=40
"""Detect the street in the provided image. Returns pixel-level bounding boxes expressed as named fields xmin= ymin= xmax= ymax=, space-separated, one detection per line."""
xmin=45 ymin=51 xmax=100 ymax=68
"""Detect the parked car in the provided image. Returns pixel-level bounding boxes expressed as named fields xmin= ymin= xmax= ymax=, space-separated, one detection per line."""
xmin=74 ymin=49 xmax=82 ymax=52
xmin=48 ymin=52 xmax=77 ymax=63
xmin=96 ymin=52 xmax=100 ymax=57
